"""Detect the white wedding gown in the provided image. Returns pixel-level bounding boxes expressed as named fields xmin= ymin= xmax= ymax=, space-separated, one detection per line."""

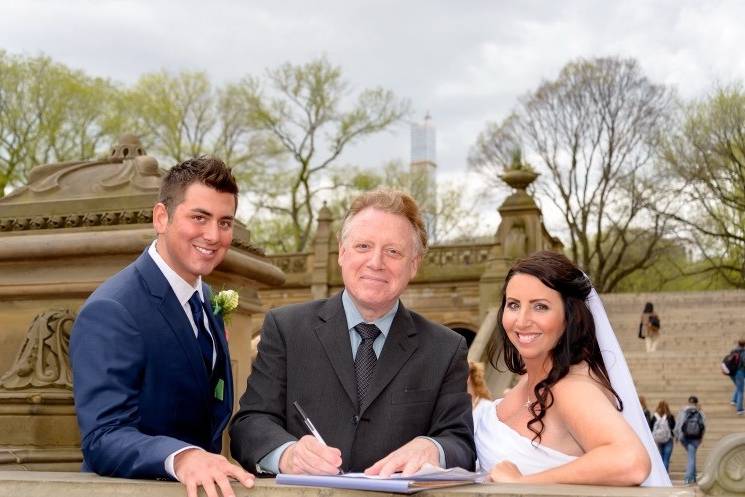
xmin=474 ymin=399 xmax=577 ymax=475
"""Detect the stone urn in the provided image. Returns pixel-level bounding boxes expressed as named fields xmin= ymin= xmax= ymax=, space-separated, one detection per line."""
xmin=499 ymin=168 xmax=539 ymax=191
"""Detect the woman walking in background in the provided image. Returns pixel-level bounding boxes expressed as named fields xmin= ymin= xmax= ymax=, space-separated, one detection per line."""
xmin=652 ymin=401 xmax=675 ymax=472
xmin=640 ymin=302 xmax=661 ymax=352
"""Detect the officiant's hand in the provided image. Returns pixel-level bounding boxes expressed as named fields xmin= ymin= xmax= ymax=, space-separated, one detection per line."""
xmin=488 ymin=461 xmax=524 ymax=483
xmin=364 ymin=437 xmax=439 ymax=477
xmin=279 ymin=435 xmax=342 ymax=475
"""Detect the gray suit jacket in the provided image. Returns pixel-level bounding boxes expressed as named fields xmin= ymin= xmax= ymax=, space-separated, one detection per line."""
xmin=229 ymin=292 xmax=475 ymax=473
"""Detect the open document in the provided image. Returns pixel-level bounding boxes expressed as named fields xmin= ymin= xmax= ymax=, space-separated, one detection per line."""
xmin=276 ymin=465 xmax=487 ymax=494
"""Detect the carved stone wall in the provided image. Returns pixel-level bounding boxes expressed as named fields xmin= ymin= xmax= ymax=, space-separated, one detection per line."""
xmin=0 ymin=309 xmax=75 ymax=391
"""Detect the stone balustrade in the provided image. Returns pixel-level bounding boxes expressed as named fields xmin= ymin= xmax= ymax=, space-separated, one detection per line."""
xmin=0 ymin=472 xmax=702 ymax=497
xmin=4 ymin=433 xmax=744 ymax=496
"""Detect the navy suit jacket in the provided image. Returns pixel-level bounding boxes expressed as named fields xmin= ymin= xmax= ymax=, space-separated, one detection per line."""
xmin=229 ymin=293 xmax=475 ymax=473
xmin=70 ymin=249 xmax=233 ymax=479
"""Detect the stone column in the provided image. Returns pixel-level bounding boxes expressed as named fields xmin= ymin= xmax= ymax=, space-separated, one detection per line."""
xmin=310 ymin=203 xmax=334 ymax=300
xmin=477 ymin=167 xmax=547 ymax=394
xmin=479 ymin=168 xmax=543 ymax=322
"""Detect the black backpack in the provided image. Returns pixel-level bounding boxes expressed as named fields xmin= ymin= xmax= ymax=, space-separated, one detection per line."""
xmin=681 ymin=409 xmax=704 ymax=439
xmin=722 ymin=350 xmax=741 ymax=376
xmin=649 ymin=314 xmax=660 ymax=329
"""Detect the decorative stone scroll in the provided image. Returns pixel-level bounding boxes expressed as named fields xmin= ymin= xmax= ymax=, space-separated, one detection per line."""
xmin=0 ymin=209 xmax=153 ymax=232
xmin=0 ymin=308 xmax=76 ymax=390
xmin=424 ymin=245 xmax=491 ymax=267
xmin=699 ymin=432 xmax=745 ymax=496
xmin=273 ymin=254 xmax=309 ymax=273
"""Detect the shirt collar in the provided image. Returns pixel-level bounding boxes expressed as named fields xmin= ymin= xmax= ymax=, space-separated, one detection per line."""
xmin=341 ymin=289 xmax=398 ymax=337
xmin=148 ymin=240 xmax=203 ymax=306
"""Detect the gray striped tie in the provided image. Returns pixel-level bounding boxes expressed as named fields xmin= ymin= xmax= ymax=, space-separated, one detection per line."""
xmin=354 ymin=323 xmax=381 ymax=409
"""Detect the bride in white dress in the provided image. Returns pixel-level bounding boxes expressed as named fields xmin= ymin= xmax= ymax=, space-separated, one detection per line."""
xmin=474 ymin=251 xmax=670 ymax=487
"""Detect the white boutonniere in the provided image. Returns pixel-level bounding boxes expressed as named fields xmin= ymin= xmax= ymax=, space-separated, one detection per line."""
xmin=210 ymin=289 xmax=239 ymax=323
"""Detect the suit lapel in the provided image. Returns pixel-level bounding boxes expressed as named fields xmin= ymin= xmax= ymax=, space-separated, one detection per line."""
xmin=202 ymin=286 xmax=233 ymax=441
xmin=203 ymin=287 xmax=233 ymax=402
xmin=360 ymin=303 xmax=419 ymax=414
xmin=314 ymin=294 xmax=358 ymax=409
xmin=135 ymin=251 xmax=210 ymax=397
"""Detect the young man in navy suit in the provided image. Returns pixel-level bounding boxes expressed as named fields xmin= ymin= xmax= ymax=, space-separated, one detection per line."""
xmin=71 ymin=157 xmax=254 ymax=497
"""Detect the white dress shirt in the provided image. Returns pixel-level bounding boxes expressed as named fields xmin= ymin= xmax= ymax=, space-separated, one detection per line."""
xmin=147 ymin=241 xmax=215 ymax=478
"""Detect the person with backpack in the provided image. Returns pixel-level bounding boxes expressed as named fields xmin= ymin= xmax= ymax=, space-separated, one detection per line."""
xmin=639 ymin=395 xmax=654 ymax=431
xmin=652 ymin=401 xmax=675 ymax=472
xmin=640 ymin=302 xmax=661 ymax=353
xmin=674 ymin=396 xmax=706 ymax=484
xmin=727 ymin=340 xmax=745 ymax=415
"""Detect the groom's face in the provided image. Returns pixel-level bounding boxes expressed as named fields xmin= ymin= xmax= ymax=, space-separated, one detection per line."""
xmin=153 ymin=182 xmax=236 ymax=286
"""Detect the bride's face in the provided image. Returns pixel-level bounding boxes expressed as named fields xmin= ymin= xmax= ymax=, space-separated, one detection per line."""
xmin=502 ymin=273 xmax=566 ymax=364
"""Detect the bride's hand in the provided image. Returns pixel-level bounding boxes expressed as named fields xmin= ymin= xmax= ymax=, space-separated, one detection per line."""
xmin=488 ymin=461 xmax=524 ymax=483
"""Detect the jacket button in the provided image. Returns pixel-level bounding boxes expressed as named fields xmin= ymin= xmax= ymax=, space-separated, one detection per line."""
xmin=352 ymin=415 xmax=360 ymax=425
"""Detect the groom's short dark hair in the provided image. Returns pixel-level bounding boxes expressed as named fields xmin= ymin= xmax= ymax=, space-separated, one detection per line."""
xmin=159 ymin=156 xmax=239 ymax=217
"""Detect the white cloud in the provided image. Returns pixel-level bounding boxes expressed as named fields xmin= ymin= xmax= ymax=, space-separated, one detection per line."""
xmin=2 ymin=0 xmax=745 ymax=228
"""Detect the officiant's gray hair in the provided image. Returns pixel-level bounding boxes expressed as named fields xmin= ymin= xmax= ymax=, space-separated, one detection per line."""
xmin=338 ymin=189 xmax=428 ymax=256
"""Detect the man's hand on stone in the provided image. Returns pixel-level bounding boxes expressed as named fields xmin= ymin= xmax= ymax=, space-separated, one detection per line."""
xmin=278 ymin=435 xmax=342 ymax=475
xmin=174 ymin=448 xmax=254 ymax=497
xmin=364 ymin=437 xmax=440 ymax=477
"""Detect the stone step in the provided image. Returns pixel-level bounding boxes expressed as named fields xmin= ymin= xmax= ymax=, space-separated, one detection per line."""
xmin=626 ymin=360 xmax=728 ymax=368
xmin=619 ymin=341 xmax=740 ymax=351
xmin=633 ymin=381 xmax=732 ymax=389
xmin=601 ymin=289 xmax=745 ymax=476
xmin=633 ymin=371 xmax=731 ymax=378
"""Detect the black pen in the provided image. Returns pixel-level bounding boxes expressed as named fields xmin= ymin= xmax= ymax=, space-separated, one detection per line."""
xmin=293 ymin=401 xmax=328 ymax=446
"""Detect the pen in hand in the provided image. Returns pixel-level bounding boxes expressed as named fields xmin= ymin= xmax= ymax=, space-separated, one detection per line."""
xmin=293 ymin=401 xmax=327 ymax=446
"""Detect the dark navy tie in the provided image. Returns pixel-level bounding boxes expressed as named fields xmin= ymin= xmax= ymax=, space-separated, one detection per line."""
xmin=188 ymin=291 xmax=214 ymax=372
xmin=354 ymin=323 xmax=381 ymax=409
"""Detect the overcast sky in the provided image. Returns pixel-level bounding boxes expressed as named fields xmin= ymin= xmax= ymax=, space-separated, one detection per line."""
xmin=2 ymin=0 xmax=745 ymax=231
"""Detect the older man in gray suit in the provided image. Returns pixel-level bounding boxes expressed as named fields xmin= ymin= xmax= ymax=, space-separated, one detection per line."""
xmin=230 ymin=189 xmax=474 ymax=476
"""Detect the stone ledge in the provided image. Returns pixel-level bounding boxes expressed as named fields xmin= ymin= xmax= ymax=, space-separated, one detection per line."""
xmin=0 ymin=472 xmax=700 ymax=497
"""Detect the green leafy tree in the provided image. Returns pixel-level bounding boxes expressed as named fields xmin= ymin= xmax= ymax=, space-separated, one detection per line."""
xmin=660 ymin=84 xmax=745 ymax=287
xmin=470 ymin=57 xmax=676 ymax=292
xmin=236 ymin=57 xmax=410 ymax=252
xmin=0 ymin=51 xmax=120 ymax=196
xmin=322 ymin=160 xmax=486 ymax=246
xmin=126 ymin=71 xmax=217 ymax=165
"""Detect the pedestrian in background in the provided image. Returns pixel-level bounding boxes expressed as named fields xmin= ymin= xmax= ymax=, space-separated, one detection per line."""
xmin=652 ymin=401 xmax=675 ymax=473
xmin=674 ymin=395 xmax=706 ymax=485
xmin=640 ymin=302 xmax=661 ymax=353
xmin=639 ymin=395 xmax=654 ymax=431
xmin=727 ymin=339 xmax=745 ymax=415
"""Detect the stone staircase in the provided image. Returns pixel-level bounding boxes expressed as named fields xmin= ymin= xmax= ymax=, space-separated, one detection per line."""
xmin=602 ymin=290 xmax=745 ymax=482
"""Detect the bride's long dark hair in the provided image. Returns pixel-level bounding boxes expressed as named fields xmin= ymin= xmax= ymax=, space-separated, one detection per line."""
xmin=486 ymin=251 xmax=622 ymax=444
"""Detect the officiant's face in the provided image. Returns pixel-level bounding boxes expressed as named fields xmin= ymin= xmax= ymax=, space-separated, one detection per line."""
xmin=153 ymin=182 xmax=236 ymax=286
xmin=338 ymin=207 xmax=420 ymax=320
xmin=502 ymin=273 xmax=566 ymax=363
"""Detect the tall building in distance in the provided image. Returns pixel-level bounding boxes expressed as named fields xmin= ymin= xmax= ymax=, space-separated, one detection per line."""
xmin=410 ymin=112 xmax=437 ymax=242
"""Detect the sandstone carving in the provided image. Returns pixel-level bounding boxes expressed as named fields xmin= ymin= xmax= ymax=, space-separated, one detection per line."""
xmin=0 ymin=309 xmax=76 ymax=390
xmin=699 ymin=432 xmax=745 ymax=496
